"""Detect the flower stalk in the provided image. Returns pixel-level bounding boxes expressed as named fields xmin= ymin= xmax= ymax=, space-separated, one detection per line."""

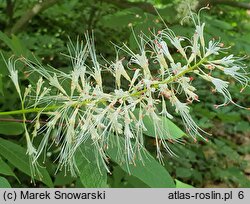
xmin=0 ymin=58 xmax=207 ymax=117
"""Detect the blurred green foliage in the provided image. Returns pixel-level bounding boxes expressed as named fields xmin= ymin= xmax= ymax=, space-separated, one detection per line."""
xmin=0 ymin=0 xmax=249 ymax=188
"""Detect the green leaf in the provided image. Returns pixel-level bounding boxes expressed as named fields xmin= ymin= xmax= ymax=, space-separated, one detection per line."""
xmin=175 ymin=179 xmax=194 ymax=188
xmin=0 ymin=138 xmax=53 ymax=187
xmin=133 ymin=108 xmax=185 ymax=139
xmin=226 ymin=167 xmax=250 ymax=187
xmin=11 ymin=35 xmax=29 ymax=57
xmin=206 ymin=17 xmax=233 ymax=31
xmin=0 ymin=74 xmax=3 ymax=95
xmin=205 ymin=23 xmax=231 ymax=43
xmin=0 ymin=116 xmax=25 ymax=136
xmin=76 ymin=140 xmax=108 ymax=188
xmin=158 ymin=6 xmax=177 ymax=24
xmin=100 ymin=8 xmax=144 ymax=30
xmin=176 ymin=167 xmax=192 ymax=178
xmin=129 ymin=14 xmax=160 ymax=50
xmin=0 ymin=32 xmax=39 ymax=85
xmin=0 ymin=32 xmax=32 ymax=59
xmin=215 ymin=167 xmax=250 ymax=187
xmin=110 ymin=166 xmax=149 ymax=187
xmin=235 ymin=121 xmax=250 ymax=133
xmin=217 ymin=112 xmax=241 ymax=123
xmin=0 ymin=157 xmax=18 ymax=180
xmin=0 ymin=32 xmax=13 ymax=50
xmin=54 ymin=171 xmax=76 ymax=187
xmin=0 ymin=176 xmax=11 ymax=188
xmin=0 ymin=52 xmax=10 ymax=76
xmin=107 ymin=134 xmax=175 ymax=188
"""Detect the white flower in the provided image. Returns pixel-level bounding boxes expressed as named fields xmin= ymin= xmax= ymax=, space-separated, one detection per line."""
xmin=89 ymin=126 xmax=100 ymax=140
xmin=178 ymin=77 xmax=199 ymax=102
xmin=122 ymin=106 xmax=136 ymax=161
xmin=160 ymin=96 xmax=173 ymax=119
xmin=149 ymin=108 xmax=176 ymax=158
xmin=24 ymin=84 xmax=32 ymax=101
xmin=85 ymin=33 xmax=103 ymax=89
xmin=195 ymin=23 xmax=205 ymax=50
xmin=114 ymin=89 xmax=129 ymax=99
xmin=67 ymin=38 xmax=88 ymax=72
xmin=35 ymin=77 xmax=44 ymax=101
xmin=111 ymin=58 xmax=131 ymax=89
xmin=109 ymin=108 xmax=123 ymax=134
xmin=32 ymin=113 xmax=41 ymax=138
xmin=223 ymin=66 xmax=249 ymax=90
xmin=209 ymin=77 xmax=232 ymax=108
xmin=187 ymin=10 xmax=208 ymax=52
xmin=25 ymin=129 xmax=37 ymax=156
xmin=170 ymin=95 xmax=209 ymax=140
xmin=68 ymin=40 xmax=88 ymax=94
xmin=24 ymin=127 xmax=41 ymax=178
xmin=208 ymin=76 xmax=247 ymax=109
xmin=159 ymin=84 xmax=172 ymax=98
xmin=158 ymin=40 xmax=174 ymax=63
xmin=70 ymin=68 xmax=82 ymax=96
xmin=210 ymin=54 xmax=236 ymax=67
xmin=150 ymin=39 xmax=172 ymax=78
xmin=49 ymin=73 xmax=68 ymax=96
xmin=130 ymin=51 xmax=151 ymax=79
xmin=170 ymin=62 xmax=186 ymax=75
xmin=204 ymin=40 xmax=220 ymax=57
xmin=188 ymin=32 xmax=201 ymax=64
xmin=121 ymin=35 xmax=152 ymax=79
xmin=5 ymin=57 xmax=22 ymax=98
xmin=34 ymin=87 xmax=51 ymax=107
xmin=161 ymin=30 xmax=187 ymax=60
xmin=129 ymin=69 xmax=141 ymax=90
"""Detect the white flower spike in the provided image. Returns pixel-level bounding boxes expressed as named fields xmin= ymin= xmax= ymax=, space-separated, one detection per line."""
xmin=3 ymin=9 xmax=249 ymax=178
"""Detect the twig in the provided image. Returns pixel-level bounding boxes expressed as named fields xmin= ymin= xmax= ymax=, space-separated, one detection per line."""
xmin=198 ymin=0 xmax=250 ymax=10
xmin=8 ymin=0 xmax=59 ymax=35
xmin=101 ymin=0 xmax=156 ymax=14
xmin=0 ymin=117 xmax=47 ymax=124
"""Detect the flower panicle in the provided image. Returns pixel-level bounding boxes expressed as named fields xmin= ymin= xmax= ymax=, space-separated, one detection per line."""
xmin=3 ymin=10 xmax=249 ymax=177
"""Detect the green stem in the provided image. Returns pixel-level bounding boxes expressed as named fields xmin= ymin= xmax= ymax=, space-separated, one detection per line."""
xmin=160 ymin=58 xmax=206 ymax=85
xmin=0 ymin=105 xmax=61 ymax=116
xmin=0 ymin=58 xmax=206 ymax=116
xmin=130 ymin=57 xmax=206 ymax=97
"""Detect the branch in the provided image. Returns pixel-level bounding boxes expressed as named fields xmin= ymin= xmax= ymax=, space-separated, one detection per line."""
xmin=6 ymin=0 xmax=15 ymax=25
xmin=199 ymin=0 xmax=250 ymax=10
xmin=101 ymin=0 xmax=156 ymax=14
xmin=216 ymin=0 xmax=250 ymax=9
xmin=103 ymin=0 xmax=250 ymax=14
xmin=8 ymin=0 xmax=59 ymax=35
xmin=0 ymin=117 xmax=69 ymax=127
xmin=0 ymin=117 xmax=47 ymax=124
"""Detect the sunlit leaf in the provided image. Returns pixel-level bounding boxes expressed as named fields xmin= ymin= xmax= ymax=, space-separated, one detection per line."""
xmin=133 ymin=108 xmax=185 ymax=139
xmin=0 ymin=176 xmax=11 ymax=188
xmin=0 ymin=157 xmax=18 ymax=180
xmin=0 ymin=116 xmax=25 ymax=136
xmin=175 ymin=179 xmax=194 ymax=188
xmin=107 ymin=134 xmax=175 ymax=187
xmin=76 ymin=140 xmax=108 ymax=188
xmin=0 ymin=138 xmax=53 ymax=187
